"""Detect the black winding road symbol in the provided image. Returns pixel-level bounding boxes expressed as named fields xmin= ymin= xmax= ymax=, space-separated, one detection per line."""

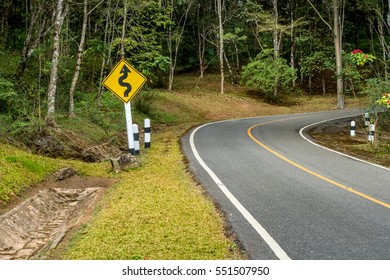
xmin=118 ymin=64 xmax=132 ymax=97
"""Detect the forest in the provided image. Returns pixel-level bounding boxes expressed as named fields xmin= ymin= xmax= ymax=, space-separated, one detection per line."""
xmin=1 ymin=0 xmax=390 ymax=129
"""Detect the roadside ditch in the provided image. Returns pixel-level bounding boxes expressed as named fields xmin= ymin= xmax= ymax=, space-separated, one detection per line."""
xmin=0 ymin=170 xmax=115 ymax=260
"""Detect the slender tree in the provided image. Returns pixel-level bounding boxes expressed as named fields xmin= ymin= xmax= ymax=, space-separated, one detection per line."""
xmin=69 ymin=0 xmax=104 ymax=117
xmin=307 ymin=0 xmax=345 ymax=109
xmin=121 ymin=0 xmax=128 ymax=60
xmin=46 ymin=0 xmax=67 ymax=125
xmin=167 ymin=0 xmax=194 ymax=91
xmin=217 ymin=0 xmax=224 ymax=94
xmin=17 ymin=1 xmax=49 ymax=77
xmin=68 ymin=0 xmax=88 ymax=117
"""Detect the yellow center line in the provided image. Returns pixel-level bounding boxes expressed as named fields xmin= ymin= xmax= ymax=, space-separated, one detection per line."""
xmin=247 ymin=119 xmax=390 ymax=209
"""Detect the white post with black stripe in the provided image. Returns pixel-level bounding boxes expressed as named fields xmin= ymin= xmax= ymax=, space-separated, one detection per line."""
xmin=368 ymin=124 xmax=375 ymax=143
xmin=364 ymin=112 xmax=370 ymax=127
xmin=144 ymin=118 xmax=151 ymax=148
xmin=132 ymin=124 xmax=140 ymax=155
xmin=350 ymin=120 xmax=356 ymax=137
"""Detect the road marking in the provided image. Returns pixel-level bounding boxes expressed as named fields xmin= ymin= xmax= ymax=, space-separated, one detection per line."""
xmin=248 ymin=119 xmax=390 ymax=209
xmin=190 ymin=123 xmax=291 ymax=260
xmin=299 ymin=118 xmax=390 ymax=172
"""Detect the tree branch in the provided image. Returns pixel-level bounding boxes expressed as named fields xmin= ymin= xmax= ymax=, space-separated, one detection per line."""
xmin=306 ymin=0 xmax=333 ymax=31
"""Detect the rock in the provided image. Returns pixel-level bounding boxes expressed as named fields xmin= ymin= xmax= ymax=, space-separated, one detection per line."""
xmin=53 ymin=167 xmax=77 ymax=181
xmin=110 ymin=153 xmax=140 ymax=173
xmin=30 ymin=136 xmax=64 ymax=157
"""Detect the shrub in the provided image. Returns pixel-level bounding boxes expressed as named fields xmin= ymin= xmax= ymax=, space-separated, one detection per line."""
xmin=362 ymin=78 xmax=390 ymax=129
xmin=241 ymin=49 xmax=296 ymax=97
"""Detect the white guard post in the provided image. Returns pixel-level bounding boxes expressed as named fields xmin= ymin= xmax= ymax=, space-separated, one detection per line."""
xmin=144 ymin=118 xmax=151 ymax=148
xmin=350 ymin=120 xmax=356 ymax=137
xmin=368 ymin=124 xmax=375 ymax=143
xmin=124 ymin=102 xmax=135 ymax=155
xmin=364 ymin=112 xmax=370 ymax=127
xmin=132 ymin=124 xmax=140 ymax=155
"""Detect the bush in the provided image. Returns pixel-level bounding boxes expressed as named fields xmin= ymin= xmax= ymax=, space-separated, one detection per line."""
xmin=133 ymin=89 xmax=158 ymax=115
xmin=0 ymin=77 xmax=16 ymax=114
xmin=362 ymin=78 xmax=390 ymax=129
xmin=241 ymin=49 xmax=296 ymax=97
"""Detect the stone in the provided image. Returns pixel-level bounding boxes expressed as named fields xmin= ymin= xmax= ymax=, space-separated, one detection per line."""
xmin=53 ymin=167 xmax=77 ymax=181
xmin=110 ymin=153 xmax=140 ymax=173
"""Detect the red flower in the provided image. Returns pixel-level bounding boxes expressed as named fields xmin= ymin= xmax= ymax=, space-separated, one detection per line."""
xmin=352 ymin=49 xmax=363 ymax=54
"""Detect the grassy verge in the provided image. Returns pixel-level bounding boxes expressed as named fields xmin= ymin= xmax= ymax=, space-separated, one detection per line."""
xmin=62 ymin=125 xmax=243 ymax=259
xmin=0 ymin=144 xmax=110 ymax=206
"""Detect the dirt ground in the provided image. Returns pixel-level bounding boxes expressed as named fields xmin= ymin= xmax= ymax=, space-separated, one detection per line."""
xmin=308 ymin=116 xmax=390 ymax=168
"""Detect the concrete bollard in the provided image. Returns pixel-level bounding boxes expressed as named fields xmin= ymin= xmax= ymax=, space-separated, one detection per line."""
xmin=144 ymin=118 xmax=151 ymax=148
xmin=132 ymin=124 xmax=140 ymax=155
xmin=364 ymin=112 xmax=370 ymax=127
xmin=368 ymin=124 xmax=375 ymax=142
xmin=350 ymin=120 xmax=356 ymax=137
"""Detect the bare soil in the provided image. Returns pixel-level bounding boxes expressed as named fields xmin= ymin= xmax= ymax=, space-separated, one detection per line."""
xmin=308 ymin=117 xmax=390 ymax=168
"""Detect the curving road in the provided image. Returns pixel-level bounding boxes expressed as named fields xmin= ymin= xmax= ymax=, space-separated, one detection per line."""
xmin=181 ymin=110 xmax=390 ymax=260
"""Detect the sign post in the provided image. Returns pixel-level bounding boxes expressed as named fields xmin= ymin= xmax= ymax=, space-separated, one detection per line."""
xmin=103 ymin=59 xmax=147 ymax=155
xmin=124 ymin=102 xmax=135 ymax=155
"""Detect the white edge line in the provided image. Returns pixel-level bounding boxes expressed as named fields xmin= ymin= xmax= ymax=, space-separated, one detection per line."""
xmin=299 ymin=114 xmax=390 ymax=172
xmin=189 ymin=123 xmax=291 ymax=260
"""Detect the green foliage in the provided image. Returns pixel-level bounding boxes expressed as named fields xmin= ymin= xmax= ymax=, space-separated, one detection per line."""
xmin=377 ymin=93 xmax=390 ymax=109
xmin=362 ymin=78 xmax=390 ymax=106
xmin=362 ymin=78 xmax=390 ymax=127
xmin=77 ymin=92 xmax=123 ymax=136
xmin=0 ymin=77 xmax=16 ymax=114
xmin=135 ymin=52 xmax=170 ymax=84
xmin=241 ymin=50 xmax=296 ymax=96
xmin=350 ymin=49 xmax=376 ymax=66
xmin=300 ymin=49 xmax=334 ymax=79
xmin=133 ymin=89 xmax=158 ymax=115
xmin=344 ymin=50 xmax=377 ymax=96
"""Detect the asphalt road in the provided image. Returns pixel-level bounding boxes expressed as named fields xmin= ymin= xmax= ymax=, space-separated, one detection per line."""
xmin=181 ymin=110 xmax=390 ymax=260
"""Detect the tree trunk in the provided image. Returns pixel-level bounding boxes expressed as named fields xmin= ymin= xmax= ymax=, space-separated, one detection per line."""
xmin=121 ymin=1 xmax=127 ymax=60
xmin=69 ymin=0 xmax=88 ymax=118
xmin=168 ymin=0 xmax=193 ymax=91
xmin=290 ymin=6 xmax=296 ymax=87
xmin=223 ymin=52 xmax=234 ymax=85
xmin=272 ymin=0 xmax=280 ymax=97
xmin=197 ymin=3 xmax=207 ymax=79
xmin=0 ymin=1 xmax=13 ymax=48
xmin=198 ymin=26 xmax=206 ymax=78
xmin=333 ymin=0 xmax=344 ymax=109
xmin=98 ymin=0 xmax=113 ymax=103
xmin=322 ymin=74 xmax=326 ymax=95
xmin=18 ymin=2 xmax=41 ymax=77
xmin=377 ymin=11 xmax=388 ymax=79
xmin=272 ymin=0 xmax=280 ymax=58
xmin=46 ymin=0 xmax=66 ymax=126
xmin=217 ymin=0 xmax=224 ymax=95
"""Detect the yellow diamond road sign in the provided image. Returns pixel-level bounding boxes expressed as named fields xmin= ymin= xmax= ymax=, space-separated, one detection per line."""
xmin=103 ymin=59 xmax=147 ymax=103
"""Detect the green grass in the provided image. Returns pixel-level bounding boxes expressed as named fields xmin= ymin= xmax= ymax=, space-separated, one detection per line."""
xmin=0 ymin=143 xmax=112 ymax=204
xmin=62 ymin=125 xmax=243 ymax=259
xmin=0 ymin=145 xmax=60 ymax=203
